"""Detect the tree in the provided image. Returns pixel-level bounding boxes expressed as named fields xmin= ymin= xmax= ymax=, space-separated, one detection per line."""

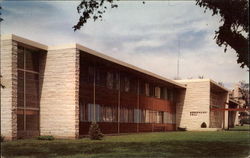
xmin=0 ymin=5 xmax=3 ymax=22
xmin=238 ymin=81 xmax=249 ymax=108
xmin=88 ymin=122 xmax=104 ymax=140
xmin=196 ymin=0 xmax=249 ymax=68
xmin=74 ymin=0 xmax=249 ymax=68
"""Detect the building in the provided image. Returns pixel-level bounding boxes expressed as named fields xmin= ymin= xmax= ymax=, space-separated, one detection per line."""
xmin=229 ymin=84 xmax=250 ymax=126
xmin=1 ymin=35 xmax=230 ymax=140
xmin=175 ymin=79 xmax=229 ymax=131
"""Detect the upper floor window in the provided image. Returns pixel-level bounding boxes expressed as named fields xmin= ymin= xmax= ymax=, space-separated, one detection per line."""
xmin=155 ymin=86 xmax=161 ymax=98
xmin=106 ymin=72 xmax=114 ymax=89
xmin=145 ymin=83 xmax=150 ymax=96
xmin=160 ymin=87 xmax=168 ymax=100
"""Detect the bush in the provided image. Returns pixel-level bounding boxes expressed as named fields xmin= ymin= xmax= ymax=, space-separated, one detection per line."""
xmin=1 ymin=135 xmax=4 ymax=142
xmin=240 ymin=118 xmax=250 ymax=125
xmin=201 ymin=122 xmax=207 ymax=128
xmin=37 ymin=135 xmax=55 ymax=140
xmin=89 ymin=122 xmax=104 ymax=140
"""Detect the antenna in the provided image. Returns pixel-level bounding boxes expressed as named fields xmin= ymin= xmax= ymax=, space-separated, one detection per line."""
xmin=176 ymin=39 xmax=180 ymax=79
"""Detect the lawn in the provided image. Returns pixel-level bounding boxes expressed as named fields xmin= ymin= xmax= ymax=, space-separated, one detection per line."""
xmin=1 ymin=129 xmax=250 ymax=158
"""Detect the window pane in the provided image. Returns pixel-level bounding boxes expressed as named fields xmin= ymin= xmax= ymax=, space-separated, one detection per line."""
xmin=17 ymin=71 xmax=24 ymax=107
xmin=17 ymin=109 xmax=24 ymax=131
xmin=145 ymin=83 xmax=150 ymax=96
xmin=114 ymin=73 xmax=119 ymax=90
xmin=17 ymin=47 xmax=24 ymax=69
xmin=25 ymin=49 xmax=39 ymax=72
xmin=124 ymin=77 xmax=130 ymax=92
xmin=88 ymin=104 xmax=95 ymax=122
xmin=134 ymin=109 xmax=139 ymax=123
xmin=106 ymin=72 xmax=113 ymax=89
xmin=128 ymin=108 xmax=134 ymax=123
xmin=155 ymin=87 xmax=161 ymax=98
xmin=26 ymin=110 xmax=39 ymax=130
xmin=25 ymin=73 xmax=39 ymax=108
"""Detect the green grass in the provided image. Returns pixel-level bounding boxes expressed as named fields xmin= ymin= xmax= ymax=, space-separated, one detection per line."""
xmin=1 ymin=130 xmax=250 ymax=158
xmin=229 ymin=124 xmax=250 ymax=131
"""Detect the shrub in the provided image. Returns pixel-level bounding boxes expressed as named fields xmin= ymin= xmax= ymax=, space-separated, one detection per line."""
xmin=201 ymin=122 xmax=207 ymax=128
xmin=37 ymin=135 xmax=55 ymax=140
xmin=89 ymin=122 xmax=104 ymax=140
xmin=1 ymin=135 xmax=4 ymax=142
xmin=240 ymin=118 xmax=250 ymax=125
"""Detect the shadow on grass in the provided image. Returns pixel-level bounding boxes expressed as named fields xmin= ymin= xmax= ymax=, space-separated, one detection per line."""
xmin=2 ymin=140 xmax=250 ymax=158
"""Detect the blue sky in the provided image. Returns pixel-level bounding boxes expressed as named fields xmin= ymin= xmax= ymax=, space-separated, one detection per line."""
xmin=1 ymin=1 xmax=248 ymax=89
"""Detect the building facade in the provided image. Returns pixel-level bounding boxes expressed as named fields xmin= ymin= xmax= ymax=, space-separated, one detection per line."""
xmin=1 ymin=35 xmax=230 ymax=140
xmin=175 ymin=79 xmax=229 ymax=131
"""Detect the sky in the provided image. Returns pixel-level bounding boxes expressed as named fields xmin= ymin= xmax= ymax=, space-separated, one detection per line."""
xmin=1 ymin=1 xmax=249 ymax=89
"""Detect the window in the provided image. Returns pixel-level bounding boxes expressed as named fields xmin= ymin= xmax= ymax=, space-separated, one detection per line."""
xmin=149 ymin=110 xmax=157 ymax=123
xmin=164 ymin=112 xmax=174 ymax=124
xmin=134 ymin=109 xmax=140 ymax=123
xmin=128 ymin=108 xmax=134 ymax=123
xmin=88 ymin=66 xmax=94 ymax=83
xmin=155 ymin=86 xmax=161 ymax=98
xmin=160 ymin=87 xmax=168 ymax=100
xmin=17 ymin=46 xmax=40 ymax=134
xmin=80 ymin=103 xmax=117 ymax=122
xmin=139 ymin=81 xmax=145 ymax=95
xmin=114 ymin=72 xmax=119 ymax=90
xmin=140 ymin=109 xmax=146 ymax=123
xmin=106 ymin=72 xmax=113 ymax=89
xmin=96 ymin=68 xmax=106 ymax=87
xmin=120 ymin=107 xmax=128 ymax=122
xmin=80 ymin=102 xmax=88 ymax=122
xmin=146 ymin=110 xmax=150 ymax=123
xmin=149 ymin=85 xmax=155 ymax=97
xmin=145 ymin=83 xmax=150 ymax=96
xmin=168 ymin=89 xmax=174 ymax=102
xmin=124 ymin=77 xmax=130 ymax=92
xmin=157 ymin=112 xmax=164 ymax=123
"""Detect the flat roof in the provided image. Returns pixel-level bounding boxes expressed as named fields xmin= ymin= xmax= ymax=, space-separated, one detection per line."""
xmin=2 ymin=34 xmax=186 ymax=89
xmin=175 ymin=79 xmax=229 ymax=92
xmin=1 ymin=34 xmax=48 ymax=50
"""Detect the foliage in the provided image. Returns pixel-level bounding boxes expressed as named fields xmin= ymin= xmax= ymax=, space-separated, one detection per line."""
xmin=1 ymin=132 xmax=250 ymax=158
xmin=37 ymin=135 xmax=55 ymax=140
xmin=73 ymin=0 xmax=145 ymax=31
xmin=196 ymin=0 xmax=249 ymax=68
xmin=73 ymin=0 xmax=118 ymax=31
xmin=88 ymin=122 xmax=104 ymax=140
xmin=238 ymin=81 xmax=249 ymax=108
xmin=0 ymin=5 xmax=3 ymax=22
xmin=1 ymin=135 xmax=5 ymax=142
xmin=240 ymin=118 xmax=250 ymax=125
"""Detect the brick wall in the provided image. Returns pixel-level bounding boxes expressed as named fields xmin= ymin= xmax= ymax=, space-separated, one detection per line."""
xmin=1 ymin=39 xmax=18 ymax=140
xmin=40 ymin=48 xmax=79 ymax=139
xmin=176 ymin=81 xmax=210 ymax=130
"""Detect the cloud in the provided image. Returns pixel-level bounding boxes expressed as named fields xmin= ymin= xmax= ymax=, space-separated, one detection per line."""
xmin=1 ymin=1 xmax=248 ymax=89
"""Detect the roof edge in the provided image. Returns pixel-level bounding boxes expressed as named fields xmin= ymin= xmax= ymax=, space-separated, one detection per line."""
xmin=76 ymin=43 xmax=186 ymax=89
xmin=175 ymin=79 xmax=229 ymax=92
xmin=1 ymin=34 xmax=48 ymax=50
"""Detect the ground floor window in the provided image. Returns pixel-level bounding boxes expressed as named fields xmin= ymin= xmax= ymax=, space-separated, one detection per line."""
xmin=79 ymin=103 xmax=176 ymax=124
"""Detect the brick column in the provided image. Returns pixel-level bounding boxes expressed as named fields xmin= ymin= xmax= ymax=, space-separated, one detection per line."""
xmin=0 ymin=39 xmax=18 ymax=140
xmin=40 ymin=47 xmax=79 ymax=139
